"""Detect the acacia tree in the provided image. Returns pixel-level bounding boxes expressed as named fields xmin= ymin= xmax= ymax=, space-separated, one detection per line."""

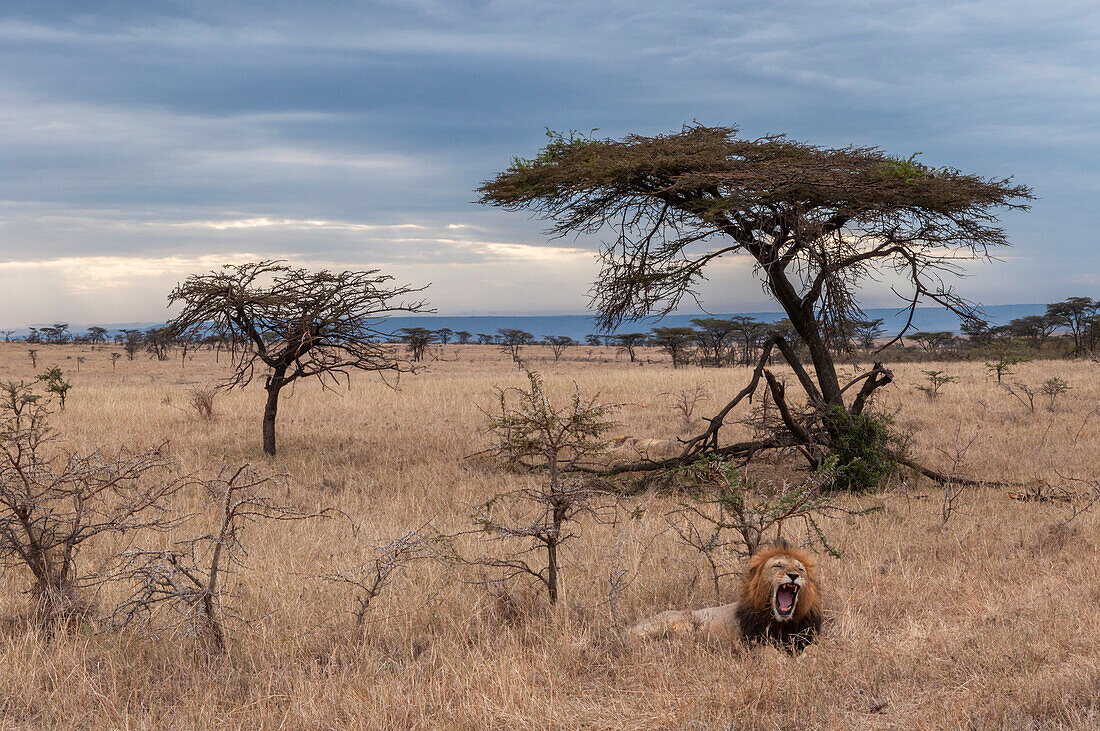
xmin=86 ymin=326 xmax=108 ymax=348
xmin=397 ymin=327 xmax=436 ymax=362
xmin=1006 ymin=314 xmax=1058 ymax=350
xmin=691 ymin=318 xmax=739 ymax=366
xmin=498 ymin=328 xmax=535 ymax=362
xmin=612 ymin=332 xmax=647 ymax=362
xmin=1046 ymin=297 xmax=1098 ymax=356
xmin=853 ymin=318 xmax=886 ymax=350
xmin=167 ymin=261 xmax=428 ymax=456
xmin=545 ymin=335 xmax=575 ymax=361
xmin=650 ymin=326 xmax=695 ymax=368
xmin=480 ymin=125 xmax=1031 ymax=482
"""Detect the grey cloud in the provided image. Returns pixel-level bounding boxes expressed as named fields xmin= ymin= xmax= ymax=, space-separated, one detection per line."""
xmin=0 ymin=0 xmax=1096 ymax=321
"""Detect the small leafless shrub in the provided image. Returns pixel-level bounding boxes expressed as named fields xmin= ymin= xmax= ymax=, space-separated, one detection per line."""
xmin=0 ymin=381 xmax=180 ymax=624
xmin=1004 ymin=381 xmax=1038 ymax=413
xmin=323 ymin=523 xmax=453 ymax=631
xmin=937 ymin=429 xmax=979 ymax=525
xmin=108 ymin=465 xmax=321 ymax=655
xmin=188 ymin=387 xmax=217 ymax=420
xmin=662 ymin=383 xmax=709 ymax=429
xmin=1047 ymin=469 xmax=1100 ymax=527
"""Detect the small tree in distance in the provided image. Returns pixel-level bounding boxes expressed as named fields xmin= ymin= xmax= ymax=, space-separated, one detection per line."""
xmin=86 ymin=326 xmax=108 ymax=349
xmin=984 ymin=341 xmax=1028 ymax=383
xmin=397 ymin=327 xmax=435 ymax=362
xmin=612 ymin=332 xmax=647 ymax=362
xmin=650 ymin=327 xmax=695 ymax=368
xmin=166 ymin=261 xmax=429 ymax=456
xmin=1046 ymin=297 xmax=1098 ymax=356
xmin=122 ymin=330 xmax=142 ymax=361
xmin=498 ymin=328 xmax=535 ymax=362
xmin=545 ymin=335 xmax=575 ymax=361
xmin=38 ymin=367 xmax=72 ymax=410
xmin=854 ymin=318 xmax=886 ymax=350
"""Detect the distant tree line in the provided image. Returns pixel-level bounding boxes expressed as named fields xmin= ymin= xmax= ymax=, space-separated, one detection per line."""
xmin=7 ymin=296 xmax=1099 ymax=368
xmin=382 ymin=296 xmax=1100 ymax=366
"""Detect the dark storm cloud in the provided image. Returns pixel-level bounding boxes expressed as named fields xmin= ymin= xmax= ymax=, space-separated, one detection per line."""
xmin=0 ymin=0 xmax=1096 ymax=321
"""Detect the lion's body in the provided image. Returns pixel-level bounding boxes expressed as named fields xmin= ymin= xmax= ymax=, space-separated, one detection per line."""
xmin=628 ymin=542 xmax=823 ymax=651
xmin=610 ymin=436 xmax=681 ymax=460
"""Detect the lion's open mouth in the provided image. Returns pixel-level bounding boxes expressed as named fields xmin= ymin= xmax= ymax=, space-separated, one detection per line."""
xmin=774 ymin=583 xmax=799 ymax=618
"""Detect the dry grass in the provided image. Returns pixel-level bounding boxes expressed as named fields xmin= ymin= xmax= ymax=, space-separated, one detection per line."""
xmin=1 ymin=343 xmax=1099 ymax=729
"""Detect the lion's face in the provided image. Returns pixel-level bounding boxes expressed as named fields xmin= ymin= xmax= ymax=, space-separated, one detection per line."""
xmin=758 ymin=554 xmax=810 ymax=622
xmin=741 ymin=542 xmax=821 ymax=627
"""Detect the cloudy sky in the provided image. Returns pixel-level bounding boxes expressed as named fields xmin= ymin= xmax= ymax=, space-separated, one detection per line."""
xmin=0 ymin=1 xmax=1097 ymax=327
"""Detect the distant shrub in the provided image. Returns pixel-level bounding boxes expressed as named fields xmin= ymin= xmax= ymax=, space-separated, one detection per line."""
xmin=1040 ymin=377 xmax=1070 ymax=411
xmin=188 ymin=386 xmax=217 ymax=420
xmin=915 ymin=369 xmax=957 ymax=401
xmin=37 ymin=367 xmax=72 ymax=410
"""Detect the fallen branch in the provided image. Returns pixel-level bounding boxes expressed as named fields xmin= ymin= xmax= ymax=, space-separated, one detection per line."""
xmin=896 ymin=456 xmax=1021 ymax=488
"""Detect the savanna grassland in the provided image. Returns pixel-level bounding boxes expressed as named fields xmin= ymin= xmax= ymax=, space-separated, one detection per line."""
xmin=1 ymin=342 xmax=1099 ymax=730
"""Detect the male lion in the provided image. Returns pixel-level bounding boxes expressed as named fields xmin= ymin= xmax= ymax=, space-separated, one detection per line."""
xmin=628 ymin=540 xmax=822 ymax=651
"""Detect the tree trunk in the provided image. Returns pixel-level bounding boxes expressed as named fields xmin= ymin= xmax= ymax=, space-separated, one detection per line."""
xmin=767 ymin=268 xmax=844 ymax=407
xmin=262 ymin=380 xmax=281 ymax=456
xmin=546 ymin=537 xmax=559 ymax=605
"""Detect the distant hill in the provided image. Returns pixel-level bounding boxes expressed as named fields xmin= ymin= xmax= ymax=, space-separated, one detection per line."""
xmin=9 ymin=304 xmax=1047 ymax=342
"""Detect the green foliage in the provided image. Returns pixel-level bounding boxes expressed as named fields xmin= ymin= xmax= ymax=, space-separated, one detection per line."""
xmin=882 ymin=152 xmax=926 ymax=182
xmin=37 ymin=367 xmax=72 ymax=410
xmin=881 ymin=153 xmax=952 ymax=184
xmin=823 ymin=406 xmax=903 ymax=492
xmin=916 ymin=369 xmax=958 ymax=400
xmin=486 ymin=370 xmax=617 ymax=471
xmin=1040 ymin=377 xmax=1071 ymax=410
xmin=983 ymin=341 xmax=1029 ymax=383
xmin=508 ymin=128 xmax=600 ymax=172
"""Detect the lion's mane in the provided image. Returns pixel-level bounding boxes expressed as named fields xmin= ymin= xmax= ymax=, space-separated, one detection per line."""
xmin=628 ymin=539 xmax=824 ymax=651
xmin=734 ymin=541 xmax=822 ymax=650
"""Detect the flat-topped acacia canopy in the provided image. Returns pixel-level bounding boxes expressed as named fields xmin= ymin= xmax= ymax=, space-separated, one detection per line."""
xmin=479 ymin=125 xmax=1032 ymax=482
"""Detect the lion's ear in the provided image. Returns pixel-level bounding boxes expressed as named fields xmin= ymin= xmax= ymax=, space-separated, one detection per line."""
xmin=746 ymin=552 xmax=765 ymax=576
